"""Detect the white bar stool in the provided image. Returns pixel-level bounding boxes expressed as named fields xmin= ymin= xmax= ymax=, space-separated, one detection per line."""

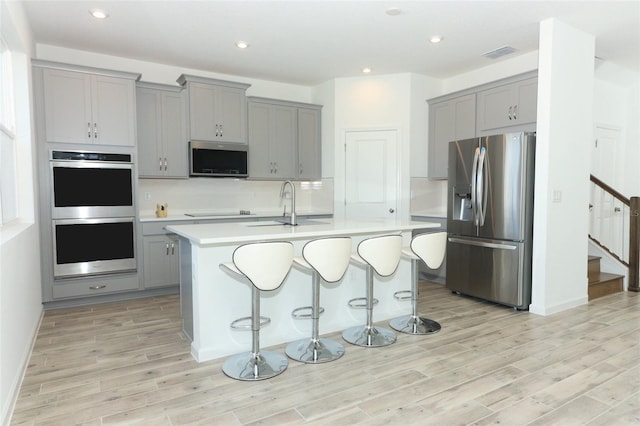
xmin=220 ymin=241 xmax=293 ymax=381
xmin=343 ymin=234 xmax=402 ymax=347
xmin=286 ymin=237 xmax=352 ymax=363
xmin=390 ymin=232 xmax=447 ymax=335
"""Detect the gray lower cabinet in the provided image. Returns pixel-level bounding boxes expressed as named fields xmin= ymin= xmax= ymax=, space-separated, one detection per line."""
xmin=141 ymin=222 xmax=183 ymax=288
xmin=427 ymin=94 xmax=476 ymax=179
xmin=248 ymin=97 xmax=322 ymax=180
xmin=36 ymin=62 xmax=139 ymax=146
xmin=476 ymin=77 xmax=538 ymax=132
xmin=177 ymin=74 xmax=251 ymax=144
xmin=136 ymin=82 xmax=188 ymax=178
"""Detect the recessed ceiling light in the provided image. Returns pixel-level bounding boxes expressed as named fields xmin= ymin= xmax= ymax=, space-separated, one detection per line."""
xmin=429 ymin=35 xmax=443 ymax=44
xmin=362 ymin=67 xmax=372 ymax=74
xmin=236 ymin=41 xmax=249 ymax=49
xmin=89 ymin=9 xmax=109 ymax=19
xmin=386 ymin=7 xmax=402 ymax=16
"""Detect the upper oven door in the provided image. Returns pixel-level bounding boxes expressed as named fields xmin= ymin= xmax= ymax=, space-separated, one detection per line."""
xmin=50 ymin=160 xmax=134 ymax=219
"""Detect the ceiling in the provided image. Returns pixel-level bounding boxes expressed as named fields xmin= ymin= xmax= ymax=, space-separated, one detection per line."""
xmin=21 ymin=0 xmax=640 ymax=86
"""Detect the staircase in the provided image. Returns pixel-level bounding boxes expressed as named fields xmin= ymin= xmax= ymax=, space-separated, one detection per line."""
xmin=588 ymin=255 xmax=624 ymax=300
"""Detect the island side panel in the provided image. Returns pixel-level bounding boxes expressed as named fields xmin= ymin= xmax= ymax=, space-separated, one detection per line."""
xmin=185 ymin=231 xmax=415 ymax=363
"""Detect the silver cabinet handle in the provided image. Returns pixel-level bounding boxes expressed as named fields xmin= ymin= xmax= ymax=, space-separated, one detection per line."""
xmin=219 ymin=124 xmax=223 ymax=137
xmin=513 ymin=105 xmax=518 ymax=120
xmin=87 ymin=122 xmax=92 ymax=137
xmin=171 ymin=243 xmax=175 ymax=255
xmin=166 ymin=243 xmax=169 ymax=255
xmin=389 ymin=208 xmax=395 ymax=213
xmin=159 ymin=157 xmax=163 ymax=171
xmin=299 ymin=163 xmax=303 ymax=175
xmin=94 ymin=123 xmax=98 ymax=138
xmin=89 ymin=285 xmax=106 ymax=290
xmin=164 ymin=158 xmax=168 ymax=171
xmin=508 ymin=106 xmax=513 ymax=120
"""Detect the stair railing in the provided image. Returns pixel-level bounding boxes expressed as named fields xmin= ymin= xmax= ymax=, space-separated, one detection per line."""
xmin=589 ymin=175 xmax=639 ymax=292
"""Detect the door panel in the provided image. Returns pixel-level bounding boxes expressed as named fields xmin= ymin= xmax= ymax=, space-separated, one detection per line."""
xmin=478 ymin=133 xmax=525 ymax=241
xmin=345 ymin=130 xmax=397 ymax=219
xmin=447 ymin=137 xmax=478 ymax=237
xmin=446 ymin=237 xmax=527 ymax=308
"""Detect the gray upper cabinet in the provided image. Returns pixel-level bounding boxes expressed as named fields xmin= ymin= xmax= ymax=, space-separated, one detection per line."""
xmin=177 ymin=74 xmax=250 ymax=144
xmin=248 ymin=97 xmax=322 ymax=180
xmin=476 ymin=77 xmax=538 ymax=133
xmin=297 ymin=106 xmax=322 ymax=180
xmin=40 ymin=65 xmax=139 ymax=146
xmin=427 ymin=94 xmax=476 ymax=179
xmin=136 ymin=83 xmax=188 ymax=178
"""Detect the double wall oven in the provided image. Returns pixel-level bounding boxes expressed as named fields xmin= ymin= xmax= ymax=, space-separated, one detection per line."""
xmin=50 ymin=150 xmax=137 ymax=278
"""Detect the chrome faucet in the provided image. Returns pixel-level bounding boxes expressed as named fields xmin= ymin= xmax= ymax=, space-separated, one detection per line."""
xmin=280 ymin=180 xmax=297 ymax=226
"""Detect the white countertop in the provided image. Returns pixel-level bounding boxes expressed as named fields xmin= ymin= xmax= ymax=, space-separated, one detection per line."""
xmin=139 ymin=209 xmax=332 ymax=223
xmin=167 ymin=218 xmax=441 ymax=246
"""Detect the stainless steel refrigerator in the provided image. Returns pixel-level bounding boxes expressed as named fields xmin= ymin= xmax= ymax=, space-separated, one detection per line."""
xmin=446 ymin=132 xmax=535 ymax=309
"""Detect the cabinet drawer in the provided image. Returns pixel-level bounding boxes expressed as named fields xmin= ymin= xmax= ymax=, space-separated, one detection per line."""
xmin=52 ymin=274 xmax=140 ymax=299
xmin=141 ymin=220 xmax=193 ymax=236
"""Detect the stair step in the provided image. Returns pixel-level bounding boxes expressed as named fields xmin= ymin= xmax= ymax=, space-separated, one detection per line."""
xmin=588 ymin=272 xmax=624 ymax=301
xmin=588 ymin=255 xmax=601 ymax=280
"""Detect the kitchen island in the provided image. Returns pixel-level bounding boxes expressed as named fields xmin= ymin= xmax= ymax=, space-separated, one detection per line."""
xmin=167 ymin=218 xmax=440 ymax=362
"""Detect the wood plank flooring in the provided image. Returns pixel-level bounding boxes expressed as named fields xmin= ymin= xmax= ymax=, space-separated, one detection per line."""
xmin=10 ymin=282 xmax=640 ymax=425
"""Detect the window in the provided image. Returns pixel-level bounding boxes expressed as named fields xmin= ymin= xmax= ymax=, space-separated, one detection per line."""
xmin=0 ymin=36 xmax=18 ymax=225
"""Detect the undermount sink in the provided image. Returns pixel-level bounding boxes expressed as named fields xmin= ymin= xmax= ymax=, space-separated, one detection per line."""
xmin=246 ymin=218 xmax=328 ymax=227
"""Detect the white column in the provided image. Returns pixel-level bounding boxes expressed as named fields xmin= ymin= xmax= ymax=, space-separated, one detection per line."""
xmin=530 ymin=18 xmax=595 ymax=315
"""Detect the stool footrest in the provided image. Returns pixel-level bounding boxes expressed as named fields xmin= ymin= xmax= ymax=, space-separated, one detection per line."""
xmin=393 ymin=290 xmax=413 ymax=300
xmin=291 ymin=306 xmax=325 ymax=319
xmin=347 ymin=297 xmax=378 ymax=309
xmin=230 ymin=315 xmax=271 ymax=329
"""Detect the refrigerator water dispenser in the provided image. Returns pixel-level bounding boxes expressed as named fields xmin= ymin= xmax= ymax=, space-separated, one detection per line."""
xmin=453 ymin=186 xmax=473 ymax=221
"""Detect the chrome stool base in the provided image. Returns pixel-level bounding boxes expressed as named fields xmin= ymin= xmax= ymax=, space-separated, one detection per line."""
xmin=222 ymin=351 xmax=288 ymax=381
xmin=389 ymin=315 xmax=441 ymax=335
xmin=342 ymin=325 xmax=396 ymax=347
xmin=285 ymin=337 xmax=345 ymax=364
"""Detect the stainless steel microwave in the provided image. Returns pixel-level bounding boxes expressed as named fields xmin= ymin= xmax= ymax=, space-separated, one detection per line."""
xmin=189 ymin=141 xmax=248 ymax=177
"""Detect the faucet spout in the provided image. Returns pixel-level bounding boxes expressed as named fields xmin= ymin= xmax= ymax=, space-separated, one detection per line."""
xmin=280 ymin=180 xmax=297 ymax=226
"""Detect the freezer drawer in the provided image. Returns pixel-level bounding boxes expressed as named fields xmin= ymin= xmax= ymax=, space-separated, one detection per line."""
xmin=445 ymin=236 xmax=531 ymax=309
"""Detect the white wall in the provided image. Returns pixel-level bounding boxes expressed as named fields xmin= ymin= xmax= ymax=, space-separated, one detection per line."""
xmin=0 ymin=2 xmax=42 ymax=424
xmin=624 ymin=79 xmax=640 ymax=197
xmin=530 ymin=18 xmax=595 ymax=315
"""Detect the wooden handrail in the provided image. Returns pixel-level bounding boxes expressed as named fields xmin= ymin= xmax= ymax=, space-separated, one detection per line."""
xmin=589 ymin=175 xmax=639 ymax=292
xmin=590 ymin=175 xmax=630 ymax=206
xmin=630 ymin=197 xmax=639 ymax=292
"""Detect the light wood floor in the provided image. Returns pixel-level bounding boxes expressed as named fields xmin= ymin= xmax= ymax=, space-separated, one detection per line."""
xmin=10 ymin=282 xmax=640 ymax=425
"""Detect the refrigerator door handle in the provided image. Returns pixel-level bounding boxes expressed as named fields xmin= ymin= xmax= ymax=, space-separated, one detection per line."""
xmin=477 ymin=147 xmax=488 ymax=226
xmin=471 ymin=147 xmax=480 ymax=226
xmin=448 ymin=237 xmax=517 ymax=251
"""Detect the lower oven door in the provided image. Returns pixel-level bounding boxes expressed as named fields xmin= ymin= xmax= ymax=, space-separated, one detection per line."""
xmin=53 ymin=217 xmax=137 ymax=278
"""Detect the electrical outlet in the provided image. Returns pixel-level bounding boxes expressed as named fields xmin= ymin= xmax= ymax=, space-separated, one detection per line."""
xmin=145 ymin=192 xmax=151 ymax=200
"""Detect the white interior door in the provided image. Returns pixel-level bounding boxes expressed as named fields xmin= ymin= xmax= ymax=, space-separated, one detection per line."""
xmin=591 ymin=126 xmax=620 ymax=187
xmin=344 ymin=130 xmax=398 ymax=219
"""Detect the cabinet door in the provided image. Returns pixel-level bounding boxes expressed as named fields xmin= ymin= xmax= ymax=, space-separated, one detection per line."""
xmin=513 ymin=78 xmax=537 ymax=125
xmin=477 ymin=78 xmax=537 ymax=132
xmin=477 ymin=84 xmax=513 ymax=131
xmin=217 ymin=86 xmax=247 ymax=143
xmin=428 ymin=94 xmax=476 ymax=179
xmin=91 ymin=75 xmax=136 ymax=146
xmin=270 ymin=105 xmax=296 ymax=178
xmin=297 ymin=107 xmax=321 ymax=179
xmin=162 ymin=91 xmax=188 ymax=177
xmin=43 ymin=69 xmax=93 ymax=144
xmin=188 ymin=82 xmax=217 ymax=141
xmin=136 ymin=88 xmax=163 ymax=176
xmin=248 ymin=101 xmax=273 ymax=178
xmin=143 ymin=235 xmax=179 ymax=288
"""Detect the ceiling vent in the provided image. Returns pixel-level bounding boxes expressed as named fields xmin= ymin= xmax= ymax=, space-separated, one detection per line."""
xmin=482 ymin=45 xmax=516 ymax=59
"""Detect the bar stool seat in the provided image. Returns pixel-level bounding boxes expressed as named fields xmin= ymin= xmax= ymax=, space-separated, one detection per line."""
xmin=343 ymin=234 xmax=402 ymax=347
xmin=220 ymin=241 xmax=293 ymax=381
xmin=389 ymin=232 xmax=446 ymax=335
xmin=286 ymin=237 xmax=352 ymax=363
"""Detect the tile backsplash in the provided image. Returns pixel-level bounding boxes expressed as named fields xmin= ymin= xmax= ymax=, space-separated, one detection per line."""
xmin=138 ymin=178 xmax=334 ymax=215
xmin=410 ymin=178 xmax=448 ymax=218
